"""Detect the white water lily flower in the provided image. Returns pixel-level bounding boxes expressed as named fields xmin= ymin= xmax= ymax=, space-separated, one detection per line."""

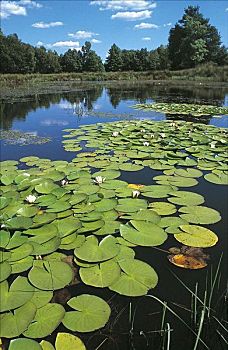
xmin=160 ymin=133 xmax=166 ymax=138
xmin=112 ymin=131 xmax=119 ymax=137
xmin=143 ymin=141 xmax=150 ymax=147
xmin=61 ymin=179 xmax=68 ymax=186
xmin=210 ymin=141 xmax=217 ymax=149
xmin=23 ymin=173 xmax=30 ymax=177
xmin=94 ymin=176 xmax=106 ymax=184
xmin=25 ymin=194 xmax=36 ymax=203
xmin=140 ymin=129 xmax=146 ymax=133
xmin=1 ymin=224 xmax=6 ymax=228
xmin=149 ymin=133 xmax=155 ymax=138
xmin=132 ymin=190 xmax=140 ymax=198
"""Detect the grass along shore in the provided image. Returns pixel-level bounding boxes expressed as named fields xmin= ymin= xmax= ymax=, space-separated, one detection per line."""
xmin=1 ymin=64 xmax=228 ymax=87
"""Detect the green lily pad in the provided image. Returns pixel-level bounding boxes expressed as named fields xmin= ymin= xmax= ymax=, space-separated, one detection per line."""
xmin=35 ymin=181 xmax=59 ymax=194
xmin=120 ymin=221 xmax=167 ymax=246
xmin=80 ymin=259 xmax=120 ymax=287
xmin=74 ymin=235 xmax=120 ymax=262
xmin=179 ymin=206 xmax=221 ymax=224
xmin=149 ymin=202 xmax=177 ymax=215
xmin=0 ymin=261 xmax=12 ymax=282
xmin=168 ymin=191 xmax=204 ymax=206
xmin=204 ymin=172 xmax=228 ymax=185
xmin=55 ymin=333 xmax=86 ymax=350
xmin=28 ymin=260 xmax=73 ymax=290
xmin=5 ymin=216 xmax=33 ymax=230
xmin=109 ymin=259 xmax=158 ymax=296
xmin=175 ymin=225 xmax=218 ymax=247
xmin=0 ymin=277 xmax=34 ymax=312
xmin=9 ymin=338 xmax=42 ymax=350
xmin=0 ymin=301 xmax=37 ymax=338
xmin=116 ymin=198 xmax=147 ymax=213
xmin=23 ymin=303 xmax=65 ymax=338
xmin=63 ymin=294 xmax=111 ymax=332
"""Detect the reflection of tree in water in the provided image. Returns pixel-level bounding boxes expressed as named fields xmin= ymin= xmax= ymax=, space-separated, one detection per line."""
xmin=1 ymin=82 xmax=227 ymax=130
xmin=165 ymin=113 xmax=211 ymax=124
xmin=1 ymin=85 xmax=103 ymax=130
xmin=106 ymin=82 xmax=227 ymax=108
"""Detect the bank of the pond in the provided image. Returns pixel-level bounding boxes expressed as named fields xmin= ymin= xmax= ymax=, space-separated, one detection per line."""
xmin=1 ymin=64 xmax=228 ymax=88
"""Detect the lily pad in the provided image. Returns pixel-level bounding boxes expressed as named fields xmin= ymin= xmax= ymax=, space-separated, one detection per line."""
xmin=74 ymin=235 xmax=120 ymax=262
xmin=55 ymin=333 xmax=86 ymax=350
xmin=80 ymin=260 xmax=121 ymax=287
xmin=63 ymin=294 xmax=111 ymax=332
xmin=9 ymin=338 xmax=42 ymax=350
xmin=120 ymin=221 xmax=167 ymax=246
xmin=23 ymin=303 xmax=65 ymax=338
xmin=179 ymin=206 xmax=221 ymax=224
xmin=109 ymin=259 xmax=158 ymax=296
xmin=174 ymin=225 xmax=218 ymax=247
xmin=168 ymin=191 xmax=204 ymax=206
xmin=28 ymin=260 xmax=73 ymax=290
xmin=149 ymin=202 xmax=177 ymax=215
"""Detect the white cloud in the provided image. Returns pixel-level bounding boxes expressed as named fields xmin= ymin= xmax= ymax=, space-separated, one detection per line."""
xmin=19 ymin=0 xmax=42 ymax=8
xmin=163 ymin=22 xmax=172 ymax=27
xmin=142 ymin=37 xmax=151 ymax=41
xmin=36 ymin=41 xmax=44 ymax=46
xmin=32 ymin=21 xmax=64 ymax=28
xmin=52 ymin=41 xmax=80 ymax=48
xmin=111 ymin=10 xmax=151 ymax=20
xmin=0 ymin=0 xmax=42 ymax=19
xmin=68 ymin=30 xmax=98 ymax=39
xmin=225 ymin=8 xmax=228 ymax=11
xmin=0 ymin=1 xmax=27 ymax=18
xmin=135 ymin=22 xmax=158 ymax=29
xmin=91 ymin=38 xmax=102 ymax=43
xmin=90 ymin=1 xmax=156 ymax=11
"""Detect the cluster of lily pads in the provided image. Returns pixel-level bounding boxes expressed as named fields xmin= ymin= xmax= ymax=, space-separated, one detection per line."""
xmin=0 ymin=130 xmax=51 ymax=146
xmin=0 ymin=119 xmax=227 ymax=348
xmin=132 ymin=102 xmax=228 ymax=117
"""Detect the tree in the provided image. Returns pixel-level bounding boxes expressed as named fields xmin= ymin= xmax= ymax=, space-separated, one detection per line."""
xmin=34 ymin=47 xmax=61 ymax=73
xmin=105 ymin=44 xmax=123 ymax=71
xmin=168 ymin=6 xmax=223 ymax=69
xmin=82 ymin=41 xmax=104 ymax=72
xmin=60 ymin=49 xmax=83 ymax=72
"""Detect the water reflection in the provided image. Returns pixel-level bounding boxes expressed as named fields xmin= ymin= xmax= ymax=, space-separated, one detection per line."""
xmin=0 ymin=82 xmax=227 ymax=130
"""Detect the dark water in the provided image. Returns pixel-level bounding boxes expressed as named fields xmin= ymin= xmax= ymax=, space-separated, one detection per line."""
xmin=1 ymin=82 xmax=228 ymax=350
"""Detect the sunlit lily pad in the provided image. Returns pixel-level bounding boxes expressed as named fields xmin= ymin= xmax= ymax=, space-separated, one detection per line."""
xmin=23 ymin=303 xmax=65 ymax=338
xmin=120 ymin=221 xmax=167 ymax=246
xmin=109 ymin=259 xmax=158 ymax=296
xmin=179 ymin=206 xmax=221 ymax=224
xmin=149 ymin=202 xmax=177 ymax=215
xmin=174 ymin=225 xmax=218 ymax=247
xmin=63 ymin=294 xmax=111 ymax=332
xmin=55 ymin=333 xmax=86 ymax=350
xmin=168 ymin=191 xmax=204 ymax=206
xmin=9 ymin=338 xmax=42 ymax=350
xmin=74 ymin=235 xmax=120 ymax=262
xmin=80 ymin=260 xmax=121 ymax=287
xmin=28 ymin=260 xmax=73 ymax=290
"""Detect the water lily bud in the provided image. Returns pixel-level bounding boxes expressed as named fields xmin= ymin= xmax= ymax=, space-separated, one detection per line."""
xmin=94 ymin=176 xmax=106 ymax=184
xmin=143 ymin=141 xmax=149 ymax=146
xmin=132 ymin=190 xmax=140 ymax=198
xmin=25 ymin=194 xmax=36 ymax=203
xmin=112 ymin=131 xmax=119 ymax=137
xmin=61 ymin=179 xmax=68 ymax=186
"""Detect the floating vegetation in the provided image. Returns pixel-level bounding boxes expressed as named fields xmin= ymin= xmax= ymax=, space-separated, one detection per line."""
xmin=168 ymin=246 xmax=209 ymax=269
xmin=0 ymin=130 xmax=51 ymax=146
xmin=132 ymin=102 xmax=228 ymax=116
xmin=0 ymin=119 xmax=227 ymax=347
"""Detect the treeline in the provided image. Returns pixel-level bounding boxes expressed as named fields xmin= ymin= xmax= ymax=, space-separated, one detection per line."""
xmin=0 ymin=6 xmax=227 ymax=74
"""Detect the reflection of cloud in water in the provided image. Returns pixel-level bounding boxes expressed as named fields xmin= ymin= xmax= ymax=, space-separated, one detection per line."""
xmin=58 ymin=102 xmax=72 ymax=110
xmin=93 ymin=104 xmax=102 ymax=110
xmin=41 ymin=120 xmax=69 ymax=126
xmin=26 ymin=131 xmax=38 ymax=136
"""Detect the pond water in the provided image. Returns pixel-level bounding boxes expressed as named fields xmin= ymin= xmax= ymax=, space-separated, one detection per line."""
xmin=1 ymin=82 xmax=228 ymax=350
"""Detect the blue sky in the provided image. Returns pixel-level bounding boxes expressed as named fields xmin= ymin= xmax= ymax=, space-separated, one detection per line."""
xmin=1 ymin=0 xmax=228 ymax=60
